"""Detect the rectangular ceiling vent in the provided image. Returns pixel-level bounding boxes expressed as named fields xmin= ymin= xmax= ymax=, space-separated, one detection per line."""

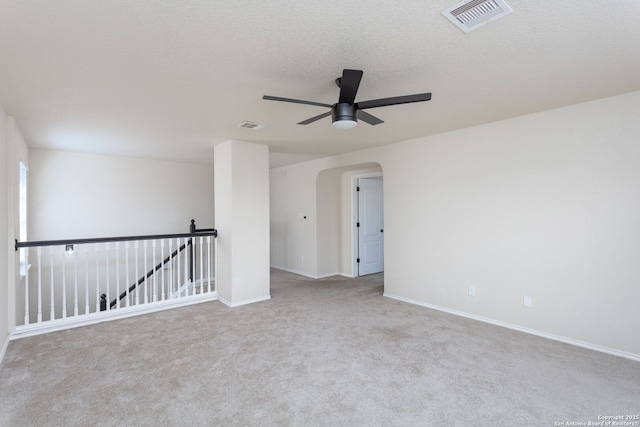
xmin=236 ymin=121 xmax=266 ymax=131
xmin=442 ymin=0 xmax=512 ymax=33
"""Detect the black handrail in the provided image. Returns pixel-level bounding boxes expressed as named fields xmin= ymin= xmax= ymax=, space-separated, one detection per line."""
xmin=15 ymin=230 xmax=217 ymax=251
xmin=190 ymin=219 xmax=216 ymax=233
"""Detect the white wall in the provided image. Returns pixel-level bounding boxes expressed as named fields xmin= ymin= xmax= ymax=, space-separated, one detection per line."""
xmin=29 ymin=149 xmax=214 ymax=240
xmin=6 ymin=118 xmax=29 ymax=332
xmin=0 ymin=105 xmax=9 ymax=361
xmin=270 ymin=162 xmax=318 ymax=276
xmin=269 ymin=91 xmax=640 ymax=358
xmin=1 ymin=107 xmax=30 ymax=359
xmin=316 ymin=169 xmax=341 ymax=278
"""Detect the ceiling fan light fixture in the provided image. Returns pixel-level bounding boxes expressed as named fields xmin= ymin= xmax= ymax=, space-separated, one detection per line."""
xmin=332 ymin=103 xmax=358 ymax=129
xmin=332 ymin=118 xmax=358 ymax=129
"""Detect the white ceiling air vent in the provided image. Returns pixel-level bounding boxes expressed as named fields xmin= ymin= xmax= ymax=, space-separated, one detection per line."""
xmin=442 ymin=0 xmax=512 ymax=33
xmin=236 ymin=121 xmax=266 ymax=130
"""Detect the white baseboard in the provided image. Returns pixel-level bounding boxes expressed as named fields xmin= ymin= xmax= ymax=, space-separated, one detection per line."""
xmin=271 ymin=266 xmax=317 ymax=279
xmin=219 ymin=295 xmax=271 ymax=308
xmin=316 ymin=272 xmax=342 ymax=279
xmin=271 ymin=266 xmax=353 ymax=280
xmin=383 ymin=292 xmax=640 ymax=363
xmin=0 ymin=333 xmax=9 ymax=369
xmin=10 ymin=292 xmax=218 ymax=340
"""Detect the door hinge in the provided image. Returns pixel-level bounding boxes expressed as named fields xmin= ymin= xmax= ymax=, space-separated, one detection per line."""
xmin=356 ymin=186 xmax=360 ymax=191
xmin=356 ymin=258 xmax=360 ymax=263
xmin=356 ymin=222 xmax=360 ymax=227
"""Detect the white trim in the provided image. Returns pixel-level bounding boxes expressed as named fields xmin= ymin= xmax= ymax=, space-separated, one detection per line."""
xmin=270 ymin=266 xmax=352 ymax=280
xmin=316 ymin=272 xmax=341 ymax=279
xmin=0 ymin=334 xmax=9 ymax=368
xmin=10 ymin=292 xmax=218 ymax=340
xmin=270 ymin=265 xmax=317 ymax=279
xmin=383 ymin=292 xmax=640 ymax=363
xmin=219 ymin=295 xmax=271 ymax=308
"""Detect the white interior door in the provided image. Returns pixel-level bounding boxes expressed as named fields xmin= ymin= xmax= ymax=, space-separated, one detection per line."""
xmin=358 ymin=178 xmax=384 ymax=276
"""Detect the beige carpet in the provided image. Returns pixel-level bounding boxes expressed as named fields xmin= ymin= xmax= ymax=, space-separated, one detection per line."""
xmin=1 ymin=269 xmax=639 ymax=426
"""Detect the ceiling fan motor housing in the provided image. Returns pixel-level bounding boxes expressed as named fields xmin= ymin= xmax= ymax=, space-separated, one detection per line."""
xmin=332 ymin=103 xmax=358 ymax=124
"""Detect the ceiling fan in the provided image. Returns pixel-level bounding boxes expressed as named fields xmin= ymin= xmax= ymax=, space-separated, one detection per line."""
xmin=263 ymin=69 xmax=432 ymax=129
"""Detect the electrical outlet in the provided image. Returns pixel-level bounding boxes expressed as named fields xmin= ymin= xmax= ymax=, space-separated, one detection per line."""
xmin=468 ymin=286 xmax=476 ymax=297
xmin=523 ymin=296 xmax=532 ymax=308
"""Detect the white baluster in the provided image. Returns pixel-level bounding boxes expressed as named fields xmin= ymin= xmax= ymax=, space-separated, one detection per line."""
xmin=134 ymin=241 xmax=139 ymax=306
xmin=49 ymin=247 xmax=55 ymax=321
xmin=105 ymin=243 xmax=110 ymax=311
xmin=160 ymin=239 xmax=166 ymax=301
xmin=115 ymin=242 xmax=120 ymax=310
xmin=199 ymin=236 xmax=204 ymax=294
xmin=73 ymin=249 xmax=78 ymax=317
xmin=184 ymin=237 xmax=189 ymax=296
xmin=143 ymin=240 xmax=148 ymax=304
xmin=24 ymin=247 xmax=29 ymax=325
xmin=207 ymin=236 xmax=212 ymax=294
xmin=61 ymin=249 xmax=67 ymax=319
xmin=168 ymin=239 xmax=173 ymax=297
xmin=84 ymin=247 xmax=89 ymax=315
xmin=49 ymin=246 xmax=56 ymax=320
xmin=125 ymin=241 xmax=130 ymax=307
xmin=37 ymin=247 xmax=42 ymax=323
xmin=176 ymin=238 xmax=181 ymax=298
xmin=152 ymin=240 xmax=157 ymax=302
xmin=95 ymin=245 xmax=100 ymax=313
xmin=214 ymin=236 xmax=218 ymax=293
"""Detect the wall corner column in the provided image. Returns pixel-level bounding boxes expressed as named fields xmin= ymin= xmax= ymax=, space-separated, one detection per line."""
xmin=214 ymin=140 xmax=270 ymax=307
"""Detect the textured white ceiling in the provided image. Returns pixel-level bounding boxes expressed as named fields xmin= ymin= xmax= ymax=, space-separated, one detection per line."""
xmin=1 ymin=1 xmax=639 ymax=167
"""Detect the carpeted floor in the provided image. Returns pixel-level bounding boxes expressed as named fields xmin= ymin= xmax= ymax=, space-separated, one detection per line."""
xmin=1 ymin=268 xmax=639 ymax=426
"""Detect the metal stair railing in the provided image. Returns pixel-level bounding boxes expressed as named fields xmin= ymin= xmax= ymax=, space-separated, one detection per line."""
xmin=14 ymin=220 xmax=217 ymax=335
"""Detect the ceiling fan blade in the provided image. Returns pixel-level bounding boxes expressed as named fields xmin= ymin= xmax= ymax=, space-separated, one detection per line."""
xmin=357 ymin=93 xmax=432 ymax=110
xmin=263 ymin=95 xmax=332 ymax=108
xmin=338 ymin=69 xmax=364 ymax=104
xmin=297 ymin=110 xmax=332 ymax=125
xmin=357 ymin=109 xmax=384 ymax=126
